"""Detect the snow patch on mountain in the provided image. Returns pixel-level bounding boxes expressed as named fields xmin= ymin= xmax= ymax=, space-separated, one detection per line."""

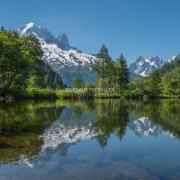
xmin=129 ymin=56 xmax=165 ymax=76
xmin=129 ymin=55 xmax=177 ymax=76
xmin=19 ymin=23 xmax=96 ymax=70
xmin=20 ymin=22 xmax=35 ymax=35
xmin=41 ymin=39 xmax=95 ymax=68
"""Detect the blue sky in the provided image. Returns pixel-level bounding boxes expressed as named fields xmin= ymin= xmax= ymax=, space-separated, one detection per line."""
xmin=1 ymin=0 xmax=180 ymax=64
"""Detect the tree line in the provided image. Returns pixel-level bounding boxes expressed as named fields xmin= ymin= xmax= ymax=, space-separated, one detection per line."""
xmin=73 ymin=45 xmax=130 ymax=92
xmin=93 ymin=45 xmax=129 ymax=92
xmin=129 ymin=56 xmax=180 ymax=98
xmin=74 ymin=45 xmax=179 ymax=99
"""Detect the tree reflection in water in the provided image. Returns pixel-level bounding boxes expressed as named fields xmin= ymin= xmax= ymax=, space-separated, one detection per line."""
xmin=0 ymin=99 xmax=179 ymax=165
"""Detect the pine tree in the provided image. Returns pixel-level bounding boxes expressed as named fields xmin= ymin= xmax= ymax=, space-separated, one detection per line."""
xmin=116 ymin=54 xmax=129 ymax=91
xmin=93 ymin=45 xmax=112 ymax=80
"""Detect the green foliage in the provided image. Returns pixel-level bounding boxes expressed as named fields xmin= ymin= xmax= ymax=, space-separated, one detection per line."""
xmin=93 ymin=45 xmax=179 ymax=99
xmin=73 ymin=74 xmax=84 ymax=88
xmin=56 ymin=89 xmax=94 ymax=99
xmin=27 ymin=62 xmax=64 ymax=89
xmin=85 ymin=82 xmax=96 ymax=88
xmin=0 ymin=28 xmax=64 ymax=97
xmin=1 ymin=27 xmax=178 ymax=100
xmin=93 ymin=45 xmax=113 ymax=82
xmin=93 ymin=46 xmax=130 ymax=94
xmin=59 ymin=66 xmax=97 ymax=87
xmin=0 ymin=30 xmax=31 ymax=94
xmin=129 ymin=56 xmax=180 ymax=98
xmin=161 ymin=67 xmax=180 ymax=96
xmin=149 ymin=71 xmax=161 ymax=97
xmin=128 ymin=77 xmax=150 ymax=99
xmin=94 ymin=92 xmax=121 ymax=99
xmin=25 ymin=88 xmax=57 ymax=99
xmin=97 ymin=77 xmax=108 ymax=89
xmin=115 ymin=54 xmax=130 ymax=91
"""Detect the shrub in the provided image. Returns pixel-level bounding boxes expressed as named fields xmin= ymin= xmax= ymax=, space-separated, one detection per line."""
xmin=24 ymin=88 xmax=57 ymax=99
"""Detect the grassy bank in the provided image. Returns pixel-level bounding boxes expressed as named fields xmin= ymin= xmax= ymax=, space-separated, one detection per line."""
xmin=94 ymin=92 xmax=121 ymax=99
xmin=6 ymin=88 xmax=94 ymax=100
xmin=1 ymin=88 xmax=179 ymax=103
xmin=56 ymin=89 xmax=94 ymax=99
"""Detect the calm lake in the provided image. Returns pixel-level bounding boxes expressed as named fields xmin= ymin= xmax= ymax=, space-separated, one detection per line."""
xmin=0 ymin=99 xmax=180 ymax=180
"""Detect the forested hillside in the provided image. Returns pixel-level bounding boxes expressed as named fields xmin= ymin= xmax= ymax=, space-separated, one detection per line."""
xmin=129 ymin=56 xmax=180 ymax=98
xmin=0 ymin=28 xmax=65 ymax=96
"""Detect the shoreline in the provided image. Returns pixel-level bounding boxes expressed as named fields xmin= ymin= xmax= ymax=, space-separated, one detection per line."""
xmin=0 ymin=88 xmax=179 ymax=103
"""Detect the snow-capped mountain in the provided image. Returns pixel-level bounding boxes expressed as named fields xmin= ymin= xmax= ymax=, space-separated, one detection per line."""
xmin=129 ymin=56 xmax=165 ymax=76
xmin=19 ymin=23 xmax=175 ymax=83
xmin=19 ymin=23 xmax=98 ymax=86
xmin=19 ymin=22 xmax=96 ymax=69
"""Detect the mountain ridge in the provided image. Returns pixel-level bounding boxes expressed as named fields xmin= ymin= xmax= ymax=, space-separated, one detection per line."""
xmin=129 ymin=56 xmax=165 ymax=76
xmin=19 ymin=22 xmax=176 ymax=85
xmin=19 ymin=22 xmax=97 ymax=86
xmin=19 ymin=22 xmax=96 ymax=68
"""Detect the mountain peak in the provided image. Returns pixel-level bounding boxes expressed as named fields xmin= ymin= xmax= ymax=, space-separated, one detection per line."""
xmin=18 ymin=23 xmax=96 ymax=86
xmin=129 ymin=56 xmax=165 ymax=76
xmin=57 ymin=33 xmax=70 ymax=50
xmin=20 ymin=22 xmax=35 ymax=35
xmin=19 ymin=22 xmax=56 ymax=44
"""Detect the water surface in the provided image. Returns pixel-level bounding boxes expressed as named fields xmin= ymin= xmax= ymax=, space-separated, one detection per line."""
xmin=0 ymin=99 xmax=180 ymax=180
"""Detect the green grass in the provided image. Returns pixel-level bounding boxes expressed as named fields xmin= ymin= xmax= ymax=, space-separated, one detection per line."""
xmin=94 ymin=92 xmax=121 ymax=99
xmin=4 ymin=87 xmax=179 ymax=101
xmin=13 ymin=88 xmax=94 ymax=100
xmin=56 ymin=89 xmax=94 ymax=99
xmin=23 ymin=88 xmax=57 ymax=99
xmin=24 ymin=88 xmax=120 ymax=100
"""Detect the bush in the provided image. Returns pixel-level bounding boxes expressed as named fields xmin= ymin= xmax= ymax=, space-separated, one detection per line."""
xmin=94 ymin=92 xmax=121 ymax=99
xmin=24 ymin=88 xmax=57 ymax=99
xmin=56 ymin=89 xmax=94 ymax=99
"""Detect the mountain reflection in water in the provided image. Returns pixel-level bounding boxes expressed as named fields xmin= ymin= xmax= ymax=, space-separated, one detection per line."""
xmin=0 ymin=99 xmax=180 ymax=180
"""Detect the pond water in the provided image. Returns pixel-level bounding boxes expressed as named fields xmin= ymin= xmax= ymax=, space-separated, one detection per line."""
xmin=0 ymin=99 xmax=180 ymax=180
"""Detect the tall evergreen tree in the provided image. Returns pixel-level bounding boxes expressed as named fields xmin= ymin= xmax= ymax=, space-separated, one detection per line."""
xmin=116 ymin=54 xmax=129 ymax=91
xmin=93 ymin=45 xmax=112 ymax=81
